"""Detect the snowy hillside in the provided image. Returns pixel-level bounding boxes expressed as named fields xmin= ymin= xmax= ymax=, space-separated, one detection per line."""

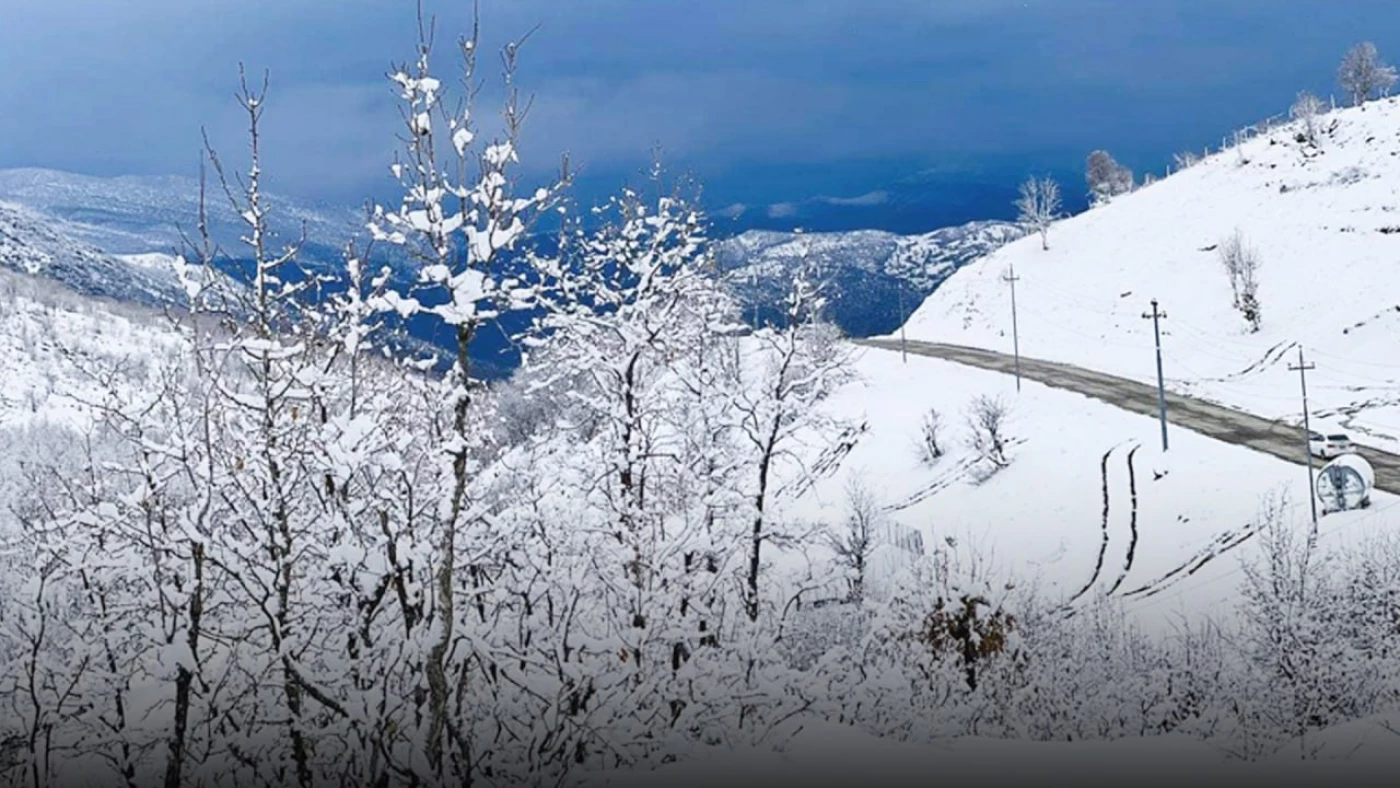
xmin=0 ymin=200 xmax=185 ymax=306
xmin=0 ymin=265 xmax=188 ymax=548
xmin=0 ymin=268 xmax=181 ymax=432
xmin=895 ymin=97 xmax=1400 ymax=452
xmin=715 ymin=220 xmax=1024 ymax=336
xmin=0 ymin=167 xmax=373 ymax=268
xmin=782 ymin=346 xmax=1400 ymax=637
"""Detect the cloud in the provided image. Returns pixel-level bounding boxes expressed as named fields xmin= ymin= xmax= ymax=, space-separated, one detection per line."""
xmin=819 ymin=191 xmax=890 ymax=207
xmin=2 ymin=0 xmax=1397 ymax=207
xmin=767 ymin=203 xmax=799 ymax=219
xmin=0 ymin=0 xmax=1061 ymax=203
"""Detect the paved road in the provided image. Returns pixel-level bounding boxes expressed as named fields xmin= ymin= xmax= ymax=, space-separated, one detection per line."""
xmin=856 ymin=337 xmax=1400 ymax=496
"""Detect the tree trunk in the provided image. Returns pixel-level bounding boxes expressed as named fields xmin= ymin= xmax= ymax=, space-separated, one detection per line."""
xmin=163 ymin=546 xmax=204 ymax=788
xmin=747 ymin=416 xmax=783 ymax=622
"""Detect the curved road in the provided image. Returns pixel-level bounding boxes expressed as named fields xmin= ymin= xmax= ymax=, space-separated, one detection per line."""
xmin=856 ymin=337 xmax=1400 ymax=496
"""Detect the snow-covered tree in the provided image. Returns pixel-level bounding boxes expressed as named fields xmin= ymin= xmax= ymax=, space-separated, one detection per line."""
xmin=1219 ymin=228 xmax=1262 ymax=332
xmin=1338 ymin=41 xmax=1398 ymax=107
xmin=1291 ymin=91 xmax=1325 ymax=146
xmin=532 ymin=163 xmax=727 ymax=542
xmin=1015 ymin=176 xmax=1061 ymax=251
xmin=1085 ymin=150 xmax=1133 ymax=206
xmin=1233 ymin=489 xmax=1393 ymax=756
xmin=360 ymin=13 xmax=571 ymax=781
xmin=826 ymin=475 xmax=882 ymax=604
xmin=729 ymin=254 xmax=856 ymax=622
xmin=519 ymin=163 xmax=794 ymax=764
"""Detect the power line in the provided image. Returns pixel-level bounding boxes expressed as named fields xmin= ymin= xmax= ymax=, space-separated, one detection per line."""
xmin=1142 ymin=299 xmax=1169 ymax=452
xmin=1003 ymin=264 xmax=1022 ymax=393
xmin=897 ymin=278 xmax=908 ymax=364
xmin=1289 ymin=346 xmax=1320 ymax=537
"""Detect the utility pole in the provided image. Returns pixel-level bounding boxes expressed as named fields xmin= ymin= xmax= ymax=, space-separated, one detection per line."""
xmin=1290 ymin=346 xmax=1320 ymax=535
xmin=897 ymin=278 xmax=908 ymax=363
xmin=1003 ymin=264 xmax=1021 ymax=392
xmin=1142 ymin=299 xmax=1169 ymax=452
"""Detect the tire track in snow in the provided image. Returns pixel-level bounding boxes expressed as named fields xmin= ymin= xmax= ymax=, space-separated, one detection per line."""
xmin=882 ymin=438 xmax=1029 ymax=513
xmin=1065 ymin=444 xmax=1118 ymax=606
xmin=883 ymin=456 xmax=979 ymax=512
xmin=1125 ymin=529 xmax=1258 ymax=601
xmin=1104 ymin=444 xmax=1141 ymax=597
xmin=1118 ymin=526 xmax=1258 ymax=600
xmin=781 ymin=421 xmax=868 ymax=499
xmin=1217 ymin=340 xmax=1295 ymax=381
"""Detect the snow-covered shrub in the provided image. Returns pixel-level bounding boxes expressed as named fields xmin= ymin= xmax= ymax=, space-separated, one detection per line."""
xmin=966 ymin=394 xmax=1011 ymax=470
xmin=917 ymin=593 xmax=1018 ymax=692
xmin=1229 ymin=491 xmax=1400 ymax=758
xmin=916 ymin=406 xmax=944 ymax=464
xmin=826 ymin=475 xmax=883 ymax=604
xmin=1291 ymin=91 xmax=1325 ymax=146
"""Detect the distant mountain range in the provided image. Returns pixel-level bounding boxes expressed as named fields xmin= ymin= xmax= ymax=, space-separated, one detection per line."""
xmin=715 ymin=221 xmax=1025 ymax=337
xmin=0 ymin=167 xmax=374 ymax=270
xmin=0 ymin=167 xmax=1028 ymax=374
xmin=0 ymin=200 xmax=186 ymax=307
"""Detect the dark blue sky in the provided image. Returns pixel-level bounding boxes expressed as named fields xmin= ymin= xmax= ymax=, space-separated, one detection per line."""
xmin=2 ymin=0 xmax=1398 ymax=230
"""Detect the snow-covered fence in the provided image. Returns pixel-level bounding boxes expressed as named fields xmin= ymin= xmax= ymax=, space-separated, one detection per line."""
xmin=884 ymin=521 xmax=925 ymax=556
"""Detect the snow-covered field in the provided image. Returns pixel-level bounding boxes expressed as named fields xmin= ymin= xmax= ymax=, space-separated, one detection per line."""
xmin=892 ymin=96 xmax=1400 ymax=453
xmin=782 ymin=346 xmax=1400 ymax=636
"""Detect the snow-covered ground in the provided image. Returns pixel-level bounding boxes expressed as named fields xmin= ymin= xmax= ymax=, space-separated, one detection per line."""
xmin=781 ymin=346 xmax=1400 ymax=637
xmin=891 ymin=96 xmax=1400 ymax=453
